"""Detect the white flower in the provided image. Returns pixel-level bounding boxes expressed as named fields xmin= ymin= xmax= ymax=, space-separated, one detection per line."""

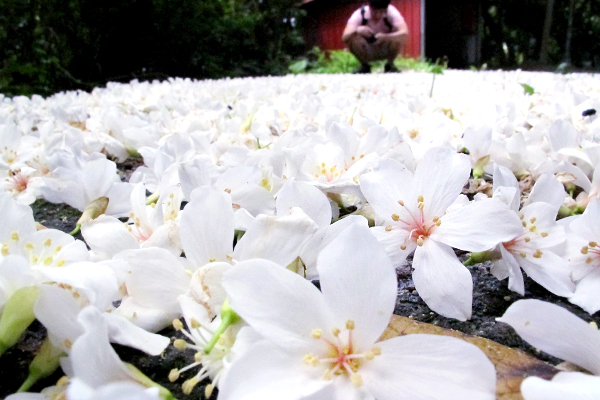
xmin=361 ymin=147 xmax=522 ymax=320
xmin=565 ymin=197 xmax=600 ymax=313
xmin=497 ymin=299 xmax=600 ymax=400
xmin=488 ymin=166 xmax=574 ymax=297
xmin=219 ymin=224 xmax=496 ymax=400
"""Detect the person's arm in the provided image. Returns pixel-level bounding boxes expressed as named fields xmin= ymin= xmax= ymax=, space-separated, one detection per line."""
xmin=342 ymin=10 xmax=374 ymax=43
xmin=375 ymin=8 xmax=408 ymax=43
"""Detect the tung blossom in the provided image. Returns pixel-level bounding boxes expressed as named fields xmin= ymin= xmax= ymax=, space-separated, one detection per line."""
xmin=361 ymin=147 xmax=522 ymax=320
xmin=564 ymin=197 xmax=600 ymax=313
xmin=219 ymin=224 xmax=496 ymax=400
xmin=487 ymin=166 xmax=574 ymax=297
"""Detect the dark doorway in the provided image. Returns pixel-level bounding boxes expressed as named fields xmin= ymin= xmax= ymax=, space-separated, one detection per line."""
xmin=425 ymin=0 xmax=481 ymax=68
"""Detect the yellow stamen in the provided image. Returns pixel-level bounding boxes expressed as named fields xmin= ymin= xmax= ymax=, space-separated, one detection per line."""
xmin=168 ymin=369 xmax=180 ymax=382
xmin=173 ymin=319 xmax=184 ymax=330
xmin=351 ymin=373 xmax=364 ymax=387
xmin=174 ymin=339 xmax=188 ymax=350
xmin=182 ymin=377 xmax=199 ymax=395
xmin=581 ymin=246 xmax=589 ymax=255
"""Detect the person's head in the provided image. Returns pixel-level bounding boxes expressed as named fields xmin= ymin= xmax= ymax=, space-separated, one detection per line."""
xmin=368 ymin=0 xmax=390 ymax=21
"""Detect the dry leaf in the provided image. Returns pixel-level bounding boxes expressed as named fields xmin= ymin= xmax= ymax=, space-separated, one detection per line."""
xmin=379 ymin=315 xmax=559 ymax=400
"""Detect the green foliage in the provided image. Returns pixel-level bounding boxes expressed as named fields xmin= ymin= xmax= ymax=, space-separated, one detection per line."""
xmin=289 ymin=47 xmax=446 ymax=74
xmin=0 ymin=0 xmax=305 ymax=97
xmin=520 ymin=83 xmax=535 ymax=95
xmin=480 ymin=0 xmax=600 ymax=69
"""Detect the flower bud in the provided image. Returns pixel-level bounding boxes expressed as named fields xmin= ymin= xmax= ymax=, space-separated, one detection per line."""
xmin=0 ymin=286 xmax=39 ymax=356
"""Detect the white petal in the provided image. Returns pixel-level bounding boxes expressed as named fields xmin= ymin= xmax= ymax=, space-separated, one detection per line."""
xmin=317 ymin=224 xmax=396 ymax=348
xmin=218 ymin=341 xmax=329 ymax=400
xmin=497 ymin=299 xmax=600 ymax=374
xmin=412 ymin=241 xmax=472 ymax=320
xmin=300 ymin=215 xmax=369 ymax=279
xmin=188 ymin=261 xmax=232 ymax=317
xmin=521 ymin=372 xmax=600 ymax=400
xmin=141 ymin=221 xmax=181 ymax=256
xmin=71 ymin=307 xmax=135 ymax=388
xmin=360 ymin=159 xmax=417 ymax=222
xmin=180 ymin=186 xmax=234 ymax=266
xmin=570 ymin=268 xmax=600 ymax=314
xmin=0 ymin=255 xmax=33 ymax=306
xmin=526 ymin=173 xmax=566 ymax=211
xmin=519 ymin=202 xmax=566 ymax=248
xmin=222 ymin=259 xmax=333 ymax=351
xmin=370 ymin=225 xmax=416 ymax=267
xmin=104 ymin=313 xmax=170 ymax=356
xmin=363 ymin=334 xmax=496 ymax=400
xmin=414 ymin=147 xmax=471 ymax=217
xmin=519 ymin=251 xmax=574 ymax=297
xmin=276 ymin=180 xmax=332 ymax=229
xmin=120 ymin=248 xmax=189 ymax=313
xmin=433 ymin=198 xmax=522 ymax=251
xmin=498 ymin=245 xmax=525 ymax=295
xmin=114 ymin=297 xmax=178 ymax=332
xmin=105 ymin=182 xmax=134 ymax=218
xmin=570 ymin=198 xmax=600 ymax=241
xmin=34 ymin=285 xmax=84 ymax=352
xmin=234 ymin=212 xmax=318 ymax=267
xmin=493 ymin=164 xmax=519 ymax=197
xmin=81 ymin=215 xmax=139 ymax=260
xmin=37 ymin=262 xmax=119 ymax=311
xmin=0 ymin=192 xmax=37 ymax=246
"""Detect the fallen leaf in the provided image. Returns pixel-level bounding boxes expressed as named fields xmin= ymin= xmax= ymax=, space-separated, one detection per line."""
xmin=379 ymin=315 xmax=559 ymax=400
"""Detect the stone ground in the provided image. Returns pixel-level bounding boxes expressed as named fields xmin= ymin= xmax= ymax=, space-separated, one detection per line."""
xmin=1 ymin=160 xmax=598 ymax=399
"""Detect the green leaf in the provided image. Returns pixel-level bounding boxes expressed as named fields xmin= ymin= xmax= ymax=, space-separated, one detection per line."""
xmin=288 ymin=59 xmax=308 ymax=74
xmin=520 ymin=83 xmax=535 ymax=95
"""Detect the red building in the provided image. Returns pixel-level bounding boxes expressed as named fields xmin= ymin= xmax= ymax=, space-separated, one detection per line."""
xmin=301 ymin=0 xmax=482 ymax=68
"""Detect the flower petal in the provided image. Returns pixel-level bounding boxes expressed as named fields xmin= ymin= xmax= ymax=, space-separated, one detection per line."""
xmin=180 ymin=186 xmax=234 ymax=266
xmin=414 ymin=147 xmax=471 ymax=217
xmin=276 ymin=180 xmax=332 ymax=229
xmin=222 ymin=259 xmax=332 ymax=352
xmin=71 ymin=307 xmax=135 ymax=388
xmin=570 ymin=268 xmax=600 ymax=314
xmin=119 ymin=248 xmax=190 ymax=313
xmin=412 ymin=240 xmax=472 ymax=320
xmin=360 ymin=159 xmax=417 ymax=223
xmin=497 ymin=299 xmax=600 ymax=375
xmin=521 ymin=372 xmax=600 ymax=400
xmin=518 ymin=251 xmax=574 ymax=297
xmin=317 ymin=224 xmax=396 ymax=348
xmin=218 ymin=341 xmax=329 ymax=400
xmin=362 ymin=334 xmax=496 ymax=400
xmin=81 ymin=215 xmax=139 ymax=260
xmin=433 ymin=198 xmax=522 ymax=251
xmin=234 ymin=212 xmax=318 ymax=267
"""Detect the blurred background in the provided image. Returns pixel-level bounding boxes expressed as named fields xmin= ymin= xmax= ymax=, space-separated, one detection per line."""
xmin=1 ymin=0 xmax=599 ymax=97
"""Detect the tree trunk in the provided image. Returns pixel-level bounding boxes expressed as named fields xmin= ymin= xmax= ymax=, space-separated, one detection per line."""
xmin=564 ymin=0 xmax=575 ymax=64
xmin=539 ymin=0 xmax=555 ymax=64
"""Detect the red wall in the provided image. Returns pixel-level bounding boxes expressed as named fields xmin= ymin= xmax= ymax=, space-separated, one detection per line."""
xmin=303 ymin=0 xmax=422 ymax=58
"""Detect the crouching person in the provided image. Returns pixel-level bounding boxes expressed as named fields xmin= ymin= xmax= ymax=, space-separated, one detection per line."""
xmin=342 ymin=0 xmax=409 ymax=73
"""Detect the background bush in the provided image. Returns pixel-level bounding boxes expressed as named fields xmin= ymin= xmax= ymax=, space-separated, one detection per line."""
xmin=0 ymin=0 xmax=305 ymax=97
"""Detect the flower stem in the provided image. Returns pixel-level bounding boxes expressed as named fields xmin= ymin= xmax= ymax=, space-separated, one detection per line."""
xmin=204 ymin=299 xmax=240 ymax=355
xmin=69 ymin=223 xmax=81 ymax=236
